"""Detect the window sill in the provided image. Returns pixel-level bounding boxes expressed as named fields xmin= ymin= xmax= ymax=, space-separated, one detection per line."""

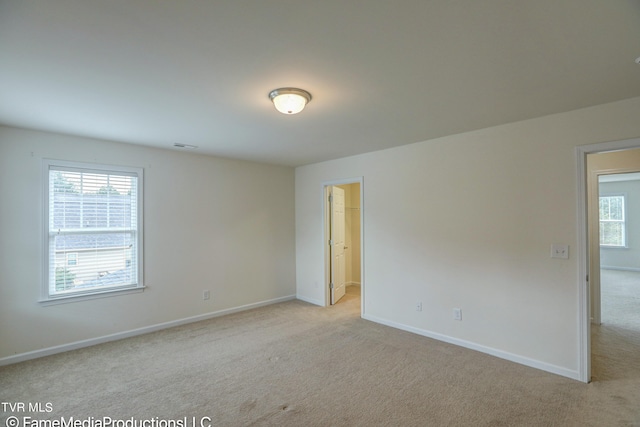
xmin=600 ymin=245 xmax=629 ymax=250
xmin=39 ymin=285 xmax=145 ymax=306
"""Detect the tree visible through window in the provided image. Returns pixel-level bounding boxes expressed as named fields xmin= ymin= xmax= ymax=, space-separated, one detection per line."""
xmin=599 ymin=195 xmax=626 ymax=247
xmin=44 ymin=160 xmax=143 ymax=301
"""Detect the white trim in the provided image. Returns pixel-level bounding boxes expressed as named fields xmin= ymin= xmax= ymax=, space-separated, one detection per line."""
xmin=38 ymin=286 xmax=146 ymax=306
xmin=0 ymin=294 xmax=295 ymax=367
xmin=296 ymin=294 xmax=324 ymax=306
xmin=601 ymin=266 xmax=640 ymax=272
xmin=575 ymin=144 xmax=589 ymax=383
xmin=363 ymin=313 xmax=580 ymax=381
xmin=576 ymin=136 xmax=640 ymax=384
xmin=599 ymin=172 xmax=640 ymax=182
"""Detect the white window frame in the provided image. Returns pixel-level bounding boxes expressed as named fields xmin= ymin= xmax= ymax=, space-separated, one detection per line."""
xmin=599 ymin=193 xmax=627 ymax=248
xmin=41 ymin=159 xmax=144 ymax=304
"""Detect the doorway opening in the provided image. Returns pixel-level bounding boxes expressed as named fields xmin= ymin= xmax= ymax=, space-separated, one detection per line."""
xmin=324 ymin=179 xmax=363 ymax=315
xmin=597 ymin=173 xmax=640 ymax=332
xmin=578 ymin=140 xmax=640 ymax=383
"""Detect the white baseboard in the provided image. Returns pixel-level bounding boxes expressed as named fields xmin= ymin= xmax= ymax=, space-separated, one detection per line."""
xmin=362 ymin=313 xmax=581 ymax=382
xmin=346 ymin=282 xmax=361 ymax=287
xmin=295 ymin=294 xmax=324 ymax=306
xmin=0 ymin=294 xmax=296 ymax=367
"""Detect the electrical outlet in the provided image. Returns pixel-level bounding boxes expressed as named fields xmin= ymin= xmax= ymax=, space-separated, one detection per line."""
xmin=203 ymin=290 xmax=211 ymax=300
xmin=453 ymin=308 xmax=462 ymax=321
xmin=416 ymin=301 xmax=422 ymax=312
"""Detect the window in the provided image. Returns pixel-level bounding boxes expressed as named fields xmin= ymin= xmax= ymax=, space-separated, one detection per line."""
xmin=66 ymin=252 xmax=78 ymax=266
xmin=43 ymin=160 xmax=144 ymax=302
xmin=599 ymin=194 xmax=626 ymax=247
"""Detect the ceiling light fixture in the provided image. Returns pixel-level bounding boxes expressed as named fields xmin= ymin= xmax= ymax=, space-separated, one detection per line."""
xmin=268 ymin=88 xmax=312 ymax=115
xmin=173 ymin=143 xmax=198 ymax=149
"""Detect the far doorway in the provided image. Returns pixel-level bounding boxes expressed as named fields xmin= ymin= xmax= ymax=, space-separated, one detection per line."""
xmin=324 ymin=181 xmax=362 ymax=311
xmin=585 ymin=147 xmax=640 ymax=383
xmin=598 ymin=173 xmax=640 ymax=331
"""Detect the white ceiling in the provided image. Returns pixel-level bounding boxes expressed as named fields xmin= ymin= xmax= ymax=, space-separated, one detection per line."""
xmin=1 ymin=1 xmax=640 ymax=167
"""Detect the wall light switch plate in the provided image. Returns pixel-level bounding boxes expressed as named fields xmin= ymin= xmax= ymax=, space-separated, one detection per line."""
xmin=551 ymin=244 xmax=569 ymax=259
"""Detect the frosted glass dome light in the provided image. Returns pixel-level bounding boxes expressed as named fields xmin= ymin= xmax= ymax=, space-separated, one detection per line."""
xmin=269 ymin=88 xmax=312 ymax=115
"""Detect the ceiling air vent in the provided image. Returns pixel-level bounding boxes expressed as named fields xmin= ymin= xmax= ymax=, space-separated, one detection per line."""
xmin=173 ymin=143 xmax=198 ymax=149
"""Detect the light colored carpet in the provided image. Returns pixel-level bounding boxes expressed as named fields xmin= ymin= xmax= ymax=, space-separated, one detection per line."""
xmin=601 ymin=269 xmax=640 ymax=331
xmin=2 ymin=285 xmax=640 ymax=426
xmin=592 ymin=269 xmax=640 ymax=391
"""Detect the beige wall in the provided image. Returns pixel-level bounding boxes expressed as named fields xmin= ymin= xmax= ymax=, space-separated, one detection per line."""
xmin=348 ymin=183 xmax=361 ymax=285
xmin=296 ymin=96 xmax=640 ymax=380
xmin=338 ymin=183 xmax=361 ymax=286
xmin=0 ymin=126 xmax=295 ymax=361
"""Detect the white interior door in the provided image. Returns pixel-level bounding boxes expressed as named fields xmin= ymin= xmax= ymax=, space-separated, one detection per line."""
xmin=331 ymin=186 xmax=346 ymax=304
